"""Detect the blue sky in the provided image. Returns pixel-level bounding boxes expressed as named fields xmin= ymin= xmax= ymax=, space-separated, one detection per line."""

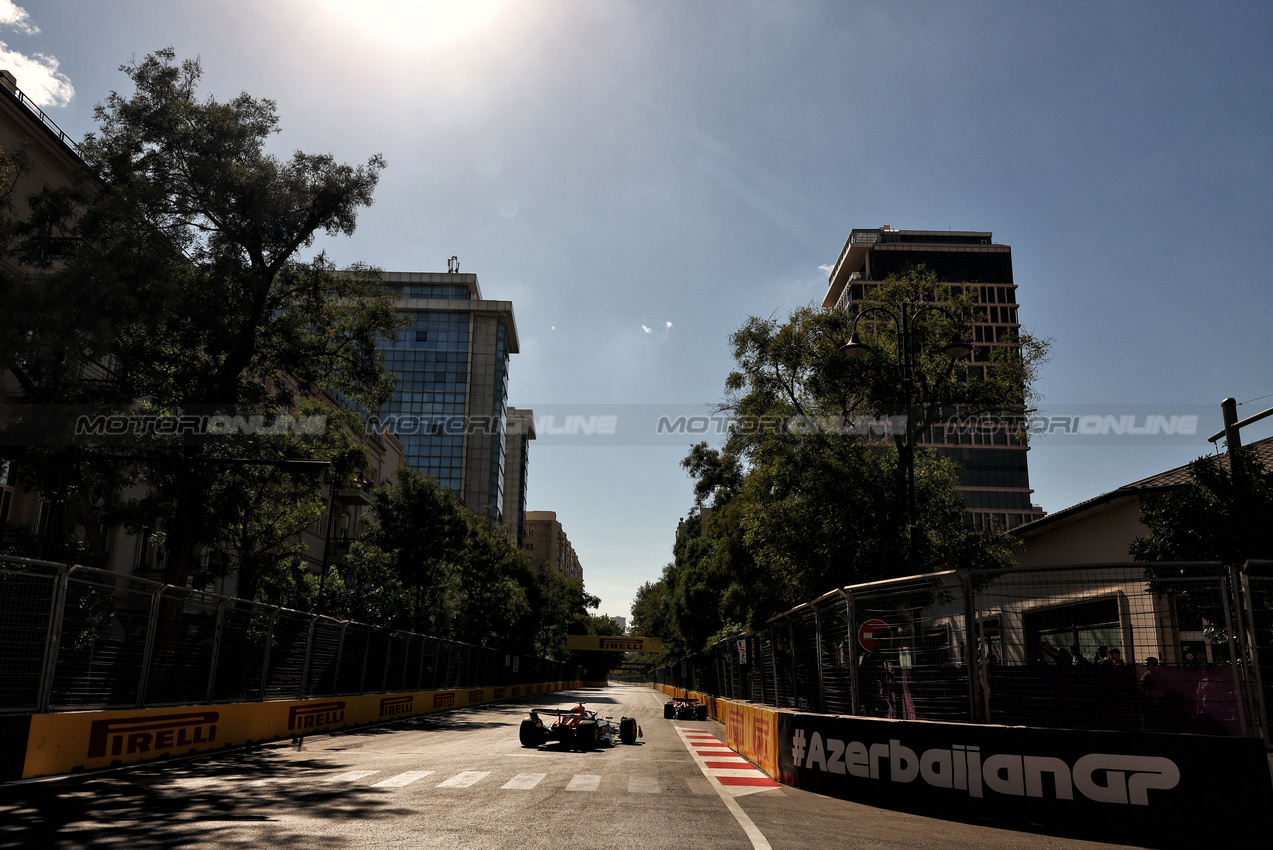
xmin=6 ymin=1 xmax=1273 ymax=619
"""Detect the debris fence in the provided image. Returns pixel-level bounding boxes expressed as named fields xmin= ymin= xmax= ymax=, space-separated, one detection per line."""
xmin=652 ymin=561 xmax=1273 ymax=745
xmin=0 ymin=555 xmax=584 ymax=713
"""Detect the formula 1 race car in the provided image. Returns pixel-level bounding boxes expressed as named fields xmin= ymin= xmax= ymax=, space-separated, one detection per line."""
xmin=664 ymin=697 xmax=708 ymax=721
xmin=518 ymin=704 xmax=641 ymax=751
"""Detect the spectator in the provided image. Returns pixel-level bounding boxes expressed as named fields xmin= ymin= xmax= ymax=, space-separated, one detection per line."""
xmin=1108 ymin=648 xmax=1124 ymax=666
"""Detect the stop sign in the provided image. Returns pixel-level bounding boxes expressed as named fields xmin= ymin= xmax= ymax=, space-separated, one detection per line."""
xmin=857 ymin=619 xmax=889 ymax=653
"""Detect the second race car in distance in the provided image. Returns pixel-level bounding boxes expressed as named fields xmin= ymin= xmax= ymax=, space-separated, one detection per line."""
xmin=664 ymin=698 xmax=708 ymax=721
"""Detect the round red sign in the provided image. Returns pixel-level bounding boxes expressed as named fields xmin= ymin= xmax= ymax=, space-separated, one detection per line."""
xmin=857 ymin=618 xmax=889 ymax=653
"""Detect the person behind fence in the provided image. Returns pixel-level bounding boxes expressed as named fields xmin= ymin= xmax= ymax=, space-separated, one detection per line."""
xmin=1096 ymin=645 xmax=1111 ymax=665
xmin=1070 ymin=643 xmax=1090 ymax=666
xmin=1108 ymin=647 xmax=1124 ymax=666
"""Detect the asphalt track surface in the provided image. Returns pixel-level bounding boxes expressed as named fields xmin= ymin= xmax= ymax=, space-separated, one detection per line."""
xmin=0 ymin=685 xmax=1177 ymax=849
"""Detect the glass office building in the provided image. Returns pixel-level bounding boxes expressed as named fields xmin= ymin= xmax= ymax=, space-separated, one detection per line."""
xmin=376 ymin=271 xmax=518 ymax=523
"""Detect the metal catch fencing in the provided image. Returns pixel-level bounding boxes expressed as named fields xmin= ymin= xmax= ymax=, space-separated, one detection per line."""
xmin=0 ymin=555 xmax=585 ymax=713
xmin=655 ymin=562 xmax=1273 ymax=746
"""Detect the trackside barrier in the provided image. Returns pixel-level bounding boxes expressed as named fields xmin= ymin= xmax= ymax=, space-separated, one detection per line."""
xmin=653 ymin=685 xmax=1270 ymax=845
xmin=8 ymin=681 xmax=583 ymax=781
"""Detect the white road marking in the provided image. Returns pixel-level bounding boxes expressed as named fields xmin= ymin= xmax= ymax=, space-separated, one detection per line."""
xmin=627 ymin=776 xmax=660 ymax=793
xmin=566 ymin=774 xmax=601 ymax=791
xmin=501 ymin=772 xmax=547 ymax=790
xmin=676 ymin=728 xmax=776 ymax=850
xmin=372 ymin=770 xmax=434 ymax=788
xmin=324 ymin=770 xmax=379 ymax=783
xmin=436 ymin=771 xmax=490 ymax=788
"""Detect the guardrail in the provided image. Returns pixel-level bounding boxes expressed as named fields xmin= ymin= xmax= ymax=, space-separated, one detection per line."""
xmin=0 ymin=554 xmax=583 ymax=714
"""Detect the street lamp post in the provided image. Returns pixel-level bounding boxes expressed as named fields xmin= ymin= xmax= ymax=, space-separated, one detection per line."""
xmin=841 ymin=304 xmax=971 ymax=569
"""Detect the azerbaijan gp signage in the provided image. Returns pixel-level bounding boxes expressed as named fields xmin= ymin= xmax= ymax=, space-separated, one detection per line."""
xmin=788 ymin=728 xmax=1177 ymax=805
xmin=774 ymin=713 xmax=1270 ymax=840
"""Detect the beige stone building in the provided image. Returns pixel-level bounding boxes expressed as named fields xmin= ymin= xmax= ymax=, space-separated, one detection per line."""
xmin=521 ymin=510 xmax=583 ymax=581
xmin=1013 ymin=438 xmax=1273 ymax=567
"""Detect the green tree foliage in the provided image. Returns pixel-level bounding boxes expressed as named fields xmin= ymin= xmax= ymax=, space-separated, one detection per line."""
xmin=638 ymin=268 xmax=1045 ymax=654
xmin=350 ymin=466 xmax=598 ymax=653
xmin=1131 ymin=448 xmax=1273 ymax=646
xmin=1131 ymin=449 xmax=1273 ymax=567
xmin=359 ymin=468 xmax=471 ymax=636
xmin=0 ymin=49 xmax=404 ymax=592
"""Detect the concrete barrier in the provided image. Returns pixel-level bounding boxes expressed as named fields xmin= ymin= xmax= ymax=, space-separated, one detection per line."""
xmin=7 ymin=681 xmax=583 ymax=781
xmin=653 ymin=685 xmax=1269 ymax=845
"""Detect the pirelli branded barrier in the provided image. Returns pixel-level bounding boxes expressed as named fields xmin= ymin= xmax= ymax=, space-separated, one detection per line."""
xmin=9 ymin=681 xmax=580 ymax=781
xmin=656 ymin=685 xmax=1270 ymax=844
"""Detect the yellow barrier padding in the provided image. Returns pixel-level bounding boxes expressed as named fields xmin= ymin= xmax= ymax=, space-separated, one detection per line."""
xmin=22 ymin=680 xmax=582 ymax=780
xmin=655 ymin=684 xmax=780 ymax=780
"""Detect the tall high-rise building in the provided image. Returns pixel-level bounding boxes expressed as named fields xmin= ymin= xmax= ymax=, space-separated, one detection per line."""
xmin=376 ymin=268 xmax=518 ymax=522
xmin=502 ymin=407 xmax=535 ymax=546
xmin=521 ymin=510 xmax=583 ymax=581
xmin=822 ymin=226 xmax=1043 ymax=529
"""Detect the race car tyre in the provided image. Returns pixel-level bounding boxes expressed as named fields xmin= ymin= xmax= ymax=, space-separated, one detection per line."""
xmin=619 ymin=716 xmax=637 ymax=744
xmin=663 ymin=703 xmax=674 ymax=719
xmin=577 ymin=720 xmax=598 ymax=751
xmin=518 ymin=719 xmax=540 ymax=748
xmin=696 ymin=705 xmax=707 ymax=721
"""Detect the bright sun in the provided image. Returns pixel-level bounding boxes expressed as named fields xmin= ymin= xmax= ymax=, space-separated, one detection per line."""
xmin=320 ymin=0 xmax=510 ymax=47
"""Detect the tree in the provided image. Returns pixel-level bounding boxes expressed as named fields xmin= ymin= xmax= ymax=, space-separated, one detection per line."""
xmin=1131 ymin=449 xmax=1273 ymax=567
xmin=359 ymin=467 xmax=470 ymax=636
xmin=1131 ymin=449 xmax=1273 ymax=650
xmin=0 ymin=49 xmax=403 ymax=592
xmin=648 ymin=268 xmax=1046 ymax=652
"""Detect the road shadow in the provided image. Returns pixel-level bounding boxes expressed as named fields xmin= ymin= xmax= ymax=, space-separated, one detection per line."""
xmin=0 ymin=749 xmax=423 ymax=849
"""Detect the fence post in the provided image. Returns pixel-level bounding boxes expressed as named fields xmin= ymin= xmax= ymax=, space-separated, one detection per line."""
xmin=1239 ymin=563 xmax=1271 ymax=746
xmin=840 ymin=589 xmax=859 ymax=717
xmin=258 ymin=608 xmax=278 ymax=701
xmin=813 ymin=605 xmax=827 ymax=714
xmin=332 ymin=621 xmax=348 ymax=695
xmin=205 ymin=598 xmax=230 ymax=703
xmin=381 ymin=633 xmax=394 ymax=692
xmin=298 ymin=615 xmax=318 ymax=699
xmin=789 ymin=621 xmax=799 ymax=710
xmin=769 ymin=627 xmax=781 ymax=708
xmin=36 ymin=564 xmax=76 ymax=713
xmin=135 ymin=584 xmax=170 ymax=709
xmin=961 ymin=570 xmax=980 ymax=723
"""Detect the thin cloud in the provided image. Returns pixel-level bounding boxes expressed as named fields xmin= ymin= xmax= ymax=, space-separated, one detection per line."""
xmin=641 ymin=325 xmax=652 ymax=334
xmin=665 ymin=321 xmax=672 ymax=331
xmin=0 ymin=4 xmax=73 ymax=109
xmin=818 ymin=264 xmax=833 ymax=275
xmin=0 ymin=1 xmax=37 ymax=35
xmin=0 ymin=44 xmax=73 ymax=107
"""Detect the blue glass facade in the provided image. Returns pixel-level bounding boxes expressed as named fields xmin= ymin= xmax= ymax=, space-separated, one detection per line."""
xmin=379 ymin=309 xmax=471 ymax=490
xmin=374 ymin=273 xmax=517 ymax=522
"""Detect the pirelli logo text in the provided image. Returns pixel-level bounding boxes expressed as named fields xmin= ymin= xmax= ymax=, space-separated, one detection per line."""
xmin=598 ymin=637 xmax=646 ymax=651
xmin=380 ymin=696 xmax=413 ymax=718
xmin=87 ymin=711 xmax=219 ymax=759
xmin=753 ymin=718 xmax=771 ymax=757
xmin=511 ymin=686 xmax=522 ymax=697
xmin=434 ymin=692 xmax=456 ymax=709
xmin=493 ymin=688 xmax=506 ymax=700
xmin=468 ymin=689 xmax=484 ymax=704
xmin=288 ymin=701 xmax=346 ymax=731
